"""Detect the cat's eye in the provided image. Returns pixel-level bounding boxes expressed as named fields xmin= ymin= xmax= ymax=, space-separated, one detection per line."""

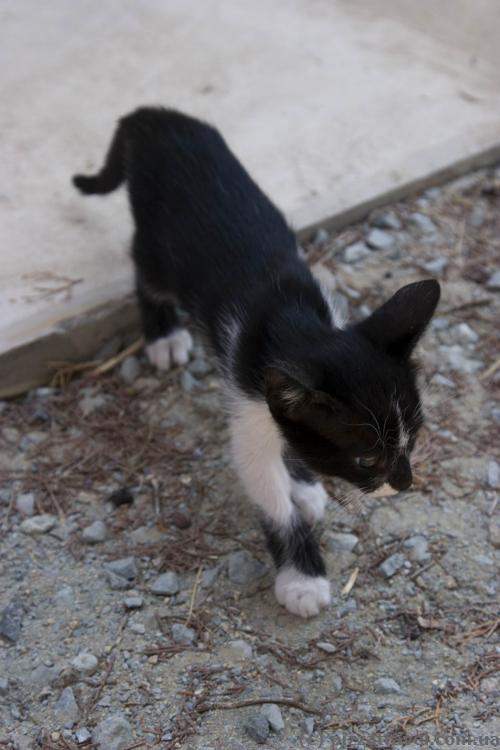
xmin=356 ymin=455 xmax=378 ymax=469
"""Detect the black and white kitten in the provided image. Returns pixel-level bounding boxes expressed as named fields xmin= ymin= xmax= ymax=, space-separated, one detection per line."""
xmin=73 ymin=107 xmax=440 ymax=618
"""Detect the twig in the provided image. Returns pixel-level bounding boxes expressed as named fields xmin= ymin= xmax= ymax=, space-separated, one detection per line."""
xmin=197 ymin=696 xmax=322 ymax=716
xmin=320 ymin=716 xmax=380 ymax=730
xmin=440 ymin=299 xmax=490 ymax=315
xmin=480 ymin=356 xmax=500 ymax=382
xmin=185 ymin=565 xmax=203 ymax=626
xmin=91 ymin=337 xmax=144 ymax=375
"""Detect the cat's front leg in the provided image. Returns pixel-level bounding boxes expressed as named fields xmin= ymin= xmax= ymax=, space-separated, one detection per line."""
xmin=229 ymin=397 xmax=330 ymax=618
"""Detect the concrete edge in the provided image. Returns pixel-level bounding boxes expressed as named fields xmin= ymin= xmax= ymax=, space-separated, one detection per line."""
xmin=1 ymin=141 xmax=499 ymax=399
xmin=0 ymin=296 xmax=140 ymax=399
xmin=297 ymin=142 xmax=500 ymax=239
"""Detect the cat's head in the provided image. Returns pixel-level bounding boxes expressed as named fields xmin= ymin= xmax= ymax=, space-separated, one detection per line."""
xmin=265 ymin=280 xmax=440 ymax=494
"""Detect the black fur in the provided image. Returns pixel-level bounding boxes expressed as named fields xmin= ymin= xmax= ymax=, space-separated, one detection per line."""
xmin=73 ymin=107 xmax=440 ymax=604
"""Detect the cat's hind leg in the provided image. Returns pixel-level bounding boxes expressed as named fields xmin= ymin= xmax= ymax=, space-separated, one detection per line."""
xmin=229 ymin=396 xmax=330 ymax=618
xmin=136 ymin=284 xmax=193 ymax=371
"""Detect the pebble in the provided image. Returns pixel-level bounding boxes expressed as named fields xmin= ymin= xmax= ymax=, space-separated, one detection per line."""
xmin=75 ymin=727 xmax=92 ymax=744
xmin=245 ymin=714 xmax=270 ymax=744
xmin=302 ymin=717 xmax=315 ymax=736
xmin=480 ymin=676 xmax=498 ymax=694
xmin=20 ymin=514 xmax=57 ymax=535
xmin=172 ymin=623 xmax=196 ymax=645
xmin=490 ymin=407 xmax=500 ymax=424
xmin=104 ymin=558 xmax=137 ymax=589
xmin=317 ymin=641 xmax=336 ymax=654
xmin=456 ymin=323 xmax=479 ymax=344
xmin=181 ymin=371 xmax=200 ymax=393
xmin=0 ymin=595 xmax=24 ymax=643
xmin=403 ymin=535 xmax=431 ymax=562
xmin=423 ymin=257 xmax=448 ymax=275
xmin=54 ymin=586 xmax=74 ymax=609
xmin=79 ymin=391 xmax=109 ymax=417
xmin=409 ymin=213 xmax=437 ymax=235
xmin=129 ymin=622 xmax=146 ymax=635
xmin=431 ymin=317 xmax=449 ymax=331
xmin=487 ymin=459 xmax=499 ymax=488
xmin=379 ymin=553 xmax=407 ymax=578
xmin=327 ymin=532 xmax=359 ymax=552
xmin=371 ymin=210 xmax=402 ymax=231
xmin=431 ymin=374 xmax=455 ymax=388
xmin=440 ymin=345 xmax=483 ymax=374
xmin=124 ymin=596 xmax=144 ymax=610
xmin=343 ymin=241 xmax=370 ymax=264
xmin=16 ymin=492 xmax=35 ymax=516
xmin=82 ymin=520 xmax=107 ymax=544
xmin=0 ymin=677 xmax=8 ymax=695
xmin=486 ymin=269 xmax=500 ymax=290
xmin=469 ymin=203 xmax=487 ymax=227
xmin=222 ymin=639 xmax=253 ymax=660
xmin=119 ymin=355 xmax=141 ymax=385
xmin=71 ymin=652 xmax=98 ymax=675
xmin=189 ymin=357 xmax=212 ymax=377
xmin=150 ymin=571 xmax=180 ymax=596
xmin=228 ymin=551 xmax=267 ymax=585
xmin=374 ymin=677 xmax=401 ymax=694
xmin=201 ymin=566 xmax=220 ymax=589
xmin=365 ymin=228 xmax=395 ymax=250
xmin=92 ymin=714 xmax=133 ymax=750
xmin=312 ymin=227 xmax=330 ymax=246
xmin=261 ymin=704 xmax=284 ymax=732
xmin=54 ymin=687 xmax=79 ymax=728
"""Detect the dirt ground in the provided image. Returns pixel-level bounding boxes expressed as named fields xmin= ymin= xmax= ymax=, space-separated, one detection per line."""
xmin=1 ymin=167 xmax=499 ymax=750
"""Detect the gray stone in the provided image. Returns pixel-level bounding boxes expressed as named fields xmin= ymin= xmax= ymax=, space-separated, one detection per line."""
xmin=71 ymin=652 xmax=98 ymax=675
xmin=171 ymin=623 xmax=196 ymax=645
xmin=366 ymin=228 xmax=395 ymax=250
xmin=0 ymin=677 xmax=8 ymax=695
xmin=379 ymin=553 xmax=407 ymax=578
xmin=312 ymin=227 xmax=330 ymax=246
xmin=181 ymin=371 xmax=199 ymax=393
xmin=338 ymin=597 xmax=358 ymax=617
xmin=374 ymin=677 xmax=401 ymax=694
xmin=343 ymin=241 xmax=370 ymax=263
xmin=491 ymin=407 xmax=500 ymax=424
xmin=32 ymin=663 xmax=58 ymax=688
xmin=486 ymin=269 xmax=500 ymax=290
xmin=222 ymin=639 xmax=253 ymax=660
xmin=82 ymin=520 xmax=107 ymax=544
xmin=75 ymin=727 xmax=92 ymax=744
xmin=431 ymin=374 xmax=455 ymax=388
xmin=201 ymin=566 xmax=220 ymax=589
xmin=423 ymin=257 xmax=448 ymax=275
xmin=92 ymin=714 xmax=133 ymax=750
xmin=302 ymin=717 xmax=315 ymax=736
xmin=245 ymin=714 xmax=270 ymax=744
xmin=327 ymin=532 xmax=359 ymax=552
xmin=20 ymin=513 xmax=57 ymax=535
xmin=0 ymin=595 xmax=24 ymax=643
xmin=469 ymin=203 xmax=487 ymax=227
xmin=119 ymin=355 xmax=141 ymax=385
xmin=261 ymin=704 xmax=284 ymax=732
xmin=129 ymin=622 xmax=146 ymax=634
xmin=228 ymin=550 xmax=267 ymax=585
xmin=404 ymin=535 xmax=431 ymax=562
xmin=104 ymin=558 xmax=137 ymax=590
xmin=409 ymin=212 xmax=437 ymax=235
xmin=431 ymin=317 xmax=449 ymax=330
xmin=317 ymin=641 xmax=336 ymax=654
xmin=441 ymin=345 xmax=483 ymax=374
xmin=124 ymin=596 xmax=144 ymax=610
xmin=150 ymin=571 xmax=180 ymax=596
xmin=487 ymin=459 xmax=499 ymax=487
xmin=54 ymin=586 xmax=74 ymax=609
xmin=371 ymin=210 xmax=402 ymax=231
xmin=16 ymin=492 xmax=35 ymax=516
xmin=54 ymin=687 xmax=79 ymax=728
xmin=128 ymin=525 xmax=163 ymax=544
xmin=189 ymin=357 xmax=212 ymax=377
xmin=105 ymin=557 xmax=137 ymax=581
xmin=79 ymin=390 xmax=109 ymax=416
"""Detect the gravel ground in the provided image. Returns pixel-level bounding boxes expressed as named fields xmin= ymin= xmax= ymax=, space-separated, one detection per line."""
xmin=1 ymin=167 xmax=499 ymax=750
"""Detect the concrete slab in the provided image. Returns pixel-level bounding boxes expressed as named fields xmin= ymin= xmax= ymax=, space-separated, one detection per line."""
xmin=1 ymin=0 xmax=500 ymax=395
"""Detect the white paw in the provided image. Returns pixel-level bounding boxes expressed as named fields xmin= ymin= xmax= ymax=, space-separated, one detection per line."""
xmin=291 ymin=481 xmax=328 ymax=524
xmin=145 ymin=329 xmax=193 ymax=371
xmin=275 ymin=567 xmax=331 ymax=618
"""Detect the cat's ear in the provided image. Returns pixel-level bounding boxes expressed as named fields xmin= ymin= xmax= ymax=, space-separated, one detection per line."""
xmin=357 ymin=280 xmax=440 ymax=360
xmin=264 ymin=367 xmax=338 ymax=421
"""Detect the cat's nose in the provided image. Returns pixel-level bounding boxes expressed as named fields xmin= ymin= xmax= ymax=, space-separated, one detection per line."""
xmin=389 ymin=456 xmax=412 ymax=491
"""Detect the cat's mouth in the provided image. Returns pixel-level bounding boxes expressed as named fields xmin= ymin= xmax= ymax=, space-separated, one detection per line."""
xmin=368 ymin=482 xmax=399 ymax=498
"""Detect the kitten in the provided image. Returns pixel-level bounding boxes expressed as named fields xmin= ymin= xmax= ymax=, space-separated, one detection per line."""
xmin=73 ymin=107 xmax=440 ymax=618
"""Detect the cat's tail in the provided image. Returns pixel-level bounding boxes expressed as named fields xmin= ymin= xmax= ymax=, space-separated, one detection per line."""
xmin=72 ymin=118 xmax=126 ymax=195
